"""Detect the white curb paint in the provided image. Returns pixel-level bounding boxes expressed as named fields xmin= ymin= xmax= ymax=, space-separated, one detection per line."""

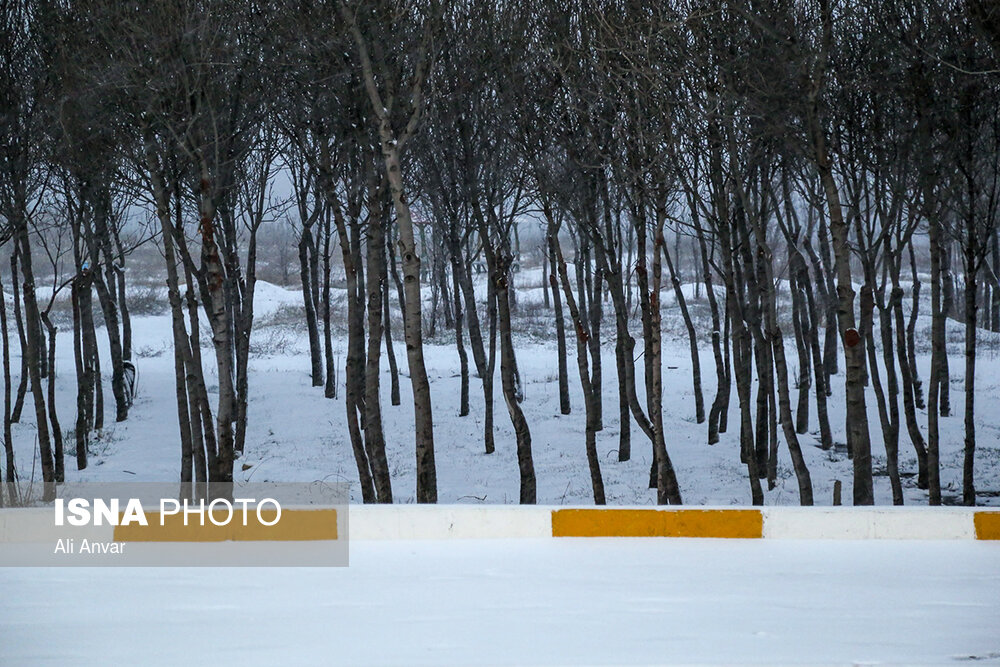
xmin=349 ymin=506 xmax=552 ymax=540
xmin=760 ymin=507 xmax=977 ymax=540
xmin=0 ymin=509 xmax=113 ymax=543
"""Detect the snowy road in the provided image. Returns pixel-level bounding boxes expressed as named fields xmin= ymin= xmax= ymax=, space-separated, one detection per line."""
xmin=2 ymin=539 xmax=998 ymax=665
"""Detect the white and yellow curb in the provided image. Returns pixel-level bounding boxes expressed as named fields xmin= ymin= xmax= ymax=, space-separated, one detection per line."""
xmin=0 ymin=506 xmax=997 ymax=543
xmin=350 ymin=506 xmax=1000 ymax=541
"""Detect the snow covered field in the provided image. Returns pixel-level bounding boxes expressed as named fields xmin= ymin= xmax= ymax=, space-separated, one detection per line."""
xmin=7 ymin=274 xmax=1000 ymax=506
xmin=1 ymin=539 xmax=998 ymax=665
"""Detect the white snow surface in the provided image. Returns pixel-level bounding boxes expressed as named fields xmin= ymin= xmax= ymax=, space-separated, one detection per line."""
xmin=1 ymin=539 xmax=998 ymax=665
xmin=5 ymin=278 xmax=1000 ymax=505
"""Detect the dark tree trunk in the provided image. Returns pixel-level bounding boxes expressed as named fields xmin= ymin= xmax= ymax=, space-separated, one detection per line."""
xmin=450 ymin=247 xmax=470 ymax=418
xmin=40 ymin=315 xmax=63 ymax=483
xmin=545 ymin=214 xmax=571 ymax=416
xmin=495 ymin=250 xmax=535 ymax=504
xmin=13 ymin=229 xmax=55 ymax=500
xmin=816 ymin=211 xmax=840 ymax=380
xmin=10 ymin=253 xmax=27 ymax=424
xmin=555 ymin=240 xmax=605 ymax=504
xmin=790 ymin=272 xmax=812 ymax=435
xmin=299 ymin=230 xmax=324 ymax=387
xmin=927 ymin=209 xmax=946 ymax=505
xmin=456 ymin=239 xmax=496 ymax=454
xmin=649 ymin=224 xmax=683 ymax=504
xmin=907 ymin=243 xmax=926 ymax=410
xmin=799 ymin=256 xmax=833 ymax=449
xmin=72 ymin=272 xmax=93 ymax=471
xmin=364 ymin=194 xmax=393 ymax=504
xmin=963 ymin=220 xmax=979 ymax=506
xmin=692 ymin=208 xmax=727 ymax=444
xmin=586 ymin=243 xmax=603 ymax=430
xmin=816 ymin=138 xmax=873 ymax=505
xmin=663 ymin=238 xmax=705 ymax=424
xmin=233 ymin=224 xmax=258 ymax=457
xmin=879 ymin=286 xmax=905 ymax=505
xmin=382 ymin=232 xmax=401 ymax=406
xmin=892 ymin=279 xmax=929 ymax=489
xmin=330 ymin=194 xmax=376 ymax=504
xmin=1 ymin=267 xmax=16 ymax=503
xmin=323 ymin=210 xmax=337 ymax=400
xmin=84 ymin=202 xmax=129 ymax=423
xmin=940 ymin=242 xmax=953 ymax=417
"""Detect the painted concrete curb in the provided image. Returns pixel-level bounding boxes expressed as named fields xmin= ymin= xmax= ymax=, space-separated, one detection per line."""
xmin=1 ymin=507 xmax=997 ymax=542
xmin=348 ymin=506 xmax=1000 ymax=541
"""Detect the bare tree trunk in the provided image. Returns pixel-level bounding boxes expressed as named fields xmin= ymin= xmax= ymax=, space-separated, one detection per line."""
xmin=542 ymin=242 xmax=550 ymax=309
xmin=814 ymin=140 xmax=873 ymax=505
xmin=555 ymin=240 xmax=605 ymax=504
xmin=10 ymin=253 xmax=27 ymax=424
xmin=754 ymin=223 xmax=813 ymax=504
xmin=1 ymin=267 xmax=16 ymax=503
xmin=586 ymin=242 xmax=603 ymax=430
xmin=797 ymin=259 xmax=833 ymax=449
xmin=323 ymin=209 xmax=337 ymax=399
xmin=940 ymin=241 xmax=953 ymax=416
xmin=91 ymin=337 xmax=103 ymax=431
xmin=790 ymin=272 xmax=812 ymax=434
xmin=593 ymin=229 xmax=659 ymax=463
xmin=878 ymin=286 xmax=905 ymax=505
xmin=544 ymin=210 xmax=571 ymax=416
xmin=299 ymin=230 xmax=324 ymax=387
xmin=112 ymin=254 xmax=132 ymax=363
xmin=83 ymin=203 xmax=129 ymax=423
xmin=364 ymin=195 xmax=393 ymax=503
xmin=486 ymin=275 xmax=498 ymax=453
xmin=663 ymin=237 xmax=705 ymax=424
xmin=155 ymin=201 xmax=198 ymax=489
xmin=380 ymin=145 xmax=437 ymax=502
xmin=13 ymin=228 xmax=55 ymax=500
xmin=71 ymin=272 xmax=91 ymax=471
xmin=891 ymin=275 xmax=929 ymax=488
xmin=907 ymin=244 xmax=926 ymax=409
xmin=382 ymin=233 xmax=401 ymax=406
xmin=692 ymin=209 xmax=727 ymax=444
xmin=450 ymin=249 xmax=470 ymax=417
xmin=613 ymin=334 xmax=631 ymax=461
xmin=927 ymin=208 xmax=946 ymax=505
xmin=963 ymin=224 xmax=979 ymax=506
xmin=649 ymin=224 xmax=683 ymax=505
xmin=233 ymin=229 xmax=258 ymax=457
xmin=329 ymin=191 xmax=376 ymax=504
xmin=496 ymin=249 xmax=536 ymax=504
xmin=456 ymin=240 xmax=495 ymax=453
xmin=191 ymin=170 xmax=237 ymax=487
xmin=719 ymin=224 xmax=762 ymax=502
xmin=816 ymin=212 xmax=840 ymax=380
xmin=991 ymin=232 xmax=1000 ymax=332
xmin=40 ymin=315 xmax=63 ymax=483
xmin=183 ymin=275 xmax=214 ymax=485
xmin=735 ymin=210 xmax=771 ymax=480
xmin=145 ymin=136 xmax=207 ymax=488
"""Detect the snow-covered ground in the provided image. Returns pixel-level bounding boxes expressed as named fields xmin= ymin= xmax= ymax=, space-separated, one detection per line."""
xmin=1 ymin=539 xmax=998 ymax=665
xmin=6 ymin=274 xmax=1000 ymax=505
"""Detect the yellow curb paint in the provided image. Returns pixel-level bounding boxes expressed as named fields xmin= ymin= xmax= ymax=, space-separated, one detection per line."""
xmin=974 ymin=512 xmax=1000 ymax=540
xmin=551 ymin=509 xmax=763 ymax=538
xmin=113 ymin=509 xmax=338 ymax=542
